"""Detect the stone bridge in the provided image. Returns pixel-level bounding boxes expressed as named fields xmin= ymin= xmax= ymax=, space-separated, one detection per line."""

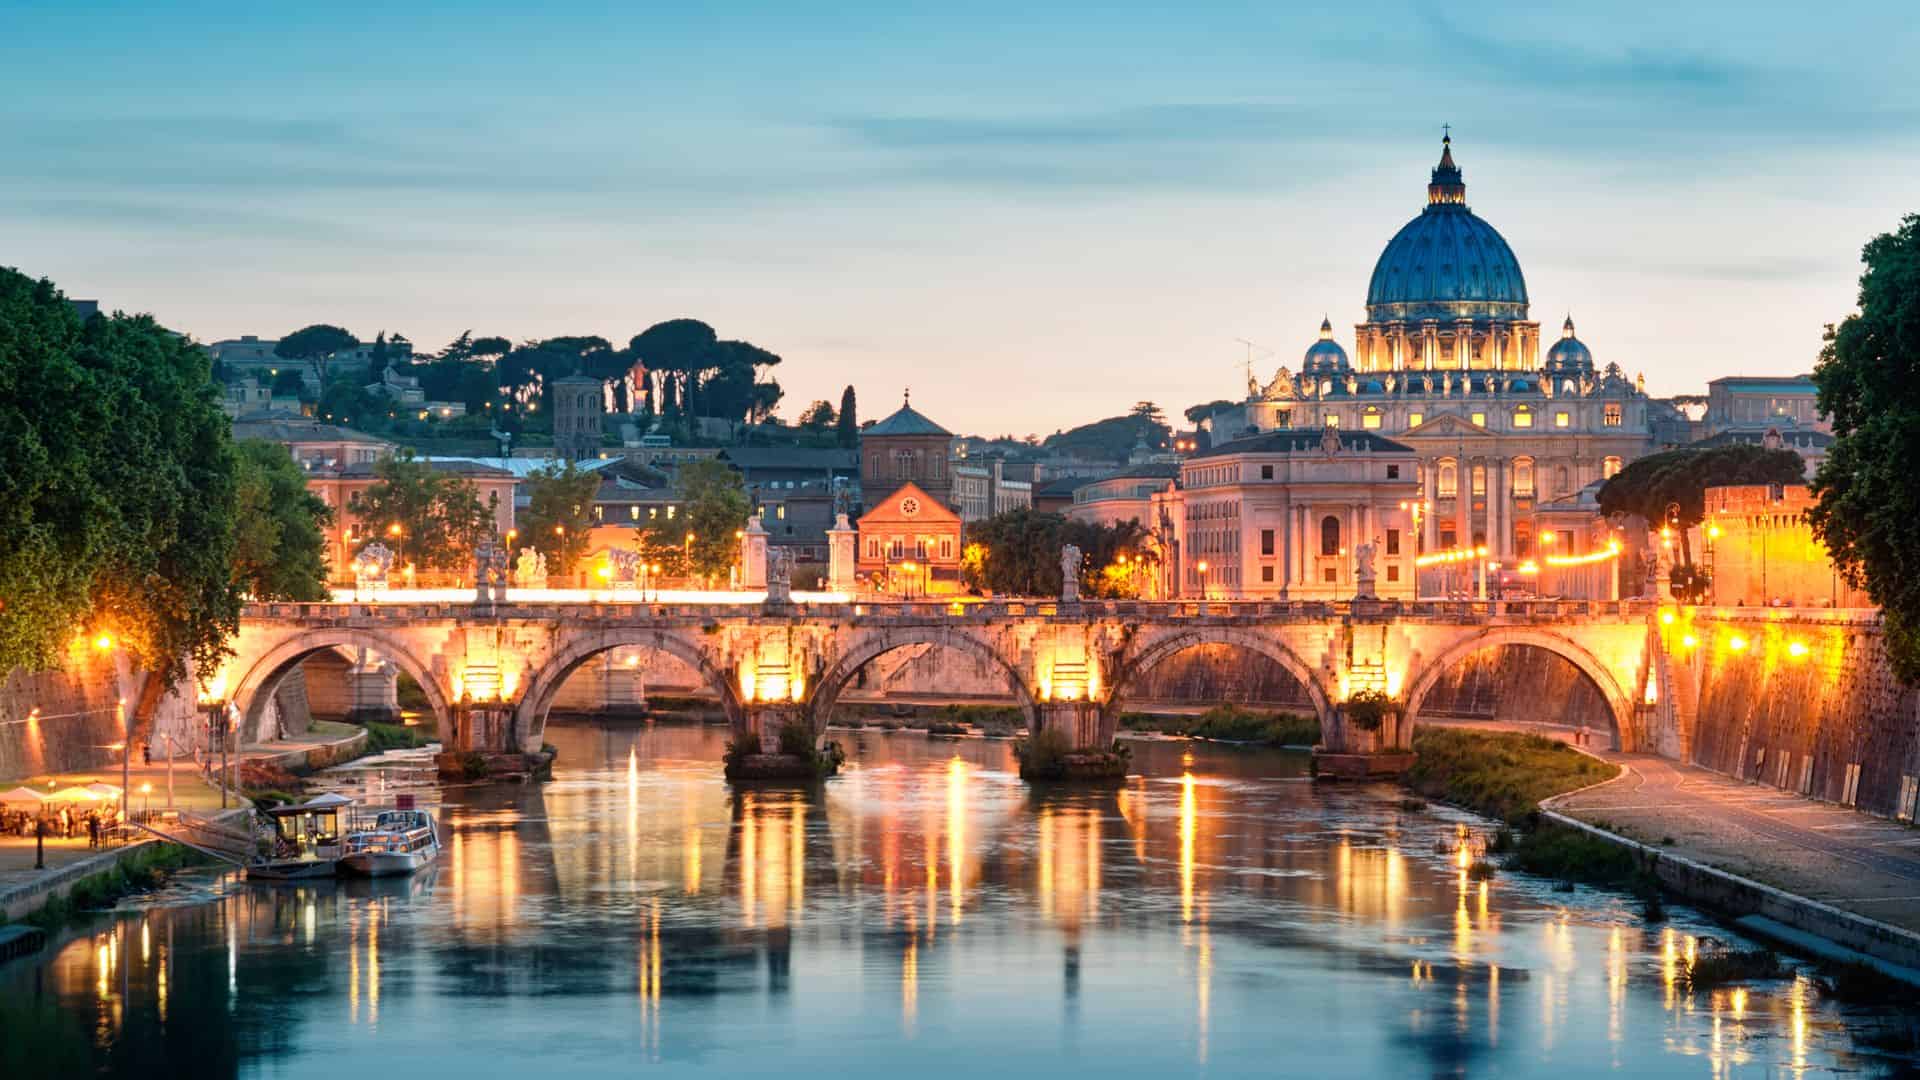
xmin=200 ymin=598 xmax=1665 ymax=775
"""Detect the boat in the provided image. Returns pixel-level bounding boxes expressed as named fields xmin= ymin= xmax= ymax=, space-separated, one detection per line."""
xmin=248 ymin=792 xmax=353 ymax=881
xmin=339 ymin=808 xmax=441 ymax=877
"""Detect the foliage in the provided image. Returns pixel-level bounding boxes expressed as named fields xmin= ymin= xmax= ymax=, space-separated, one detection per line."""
xmin=517 ymin=461 xmax=601 ymax=575
xmin=347 ymin=450 xmax=495 ymax=573
xmin=1597 ymin=444 xmax=1805 ymax=564
xmin=316 ymin=375 xmax=382 ymax=428
xmin=1504 ymin=824 xmax=1654 ymax=893
xmin=1041 ymin=410 xmax=1171 ymax=462
xmin=1667 ymin=562 xmax=1711 ymax=604
xmin=776 ymin=718 xmax=817 ymax=757
xmin=231 ymin=439 xmax=332 ymax=600
xmin=798 ymin=399 xmax=836 ymax=431
xmin=0 ymin=269 xmax=242 ymax=684
xmin=1343 ymin=688 xmax=1398 ymax=733
xmin=274 ymin=323 xmax=358 ymax=385
xmin=937 ymin=703 xmax=1025 ymax=737
xmin=1819 ymin=960 xmax=1907 ymax=1003
xmin=1810 ymin=213 xmax=1920 ymax=683
xmin=1184 ymin=399 xmax=1236 ymax=424
xmin=836 ymin=385 xmax=858 ymax=447
xmin=270 ymin=367 xmax=308 ymax=399
xmin=638 ymin=459 xmax=748 ymax=583
xmin=362 ymin=721 xmax=428 ymax=752
xmin=961 ymin=508 xmax=1155 ymax=597
xmin=1014 ymin=727 xmax=1074 ymax=779
xmin=1186 ymin=705 xmax=1320 ymax=746
xmin=25 ymin=842 xmax=202 ymax=930
xmin=1404 ymin=728 xmax=1617 ymax=825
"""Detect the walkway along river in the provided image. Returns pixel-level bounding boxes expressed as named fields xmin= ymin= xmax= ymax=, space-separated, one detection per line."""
xmin=4 ymin=724 xmax=1917 ymax=1077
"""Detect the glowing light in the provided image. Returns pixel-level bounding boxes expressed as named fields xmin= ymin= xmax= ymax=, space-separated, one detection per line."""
xmin=1727 ymin=635 xmax=1749 ymax=653
xmin=1660 ymin=610 xmax=1676 ymax=626
xmin=93 ymin=633 xmax=114 ymax=651
xmin=1787 ymin=640 xmax=1809 ymax=659
xmin=1680 ymin=634 xmax=1698 ymax=649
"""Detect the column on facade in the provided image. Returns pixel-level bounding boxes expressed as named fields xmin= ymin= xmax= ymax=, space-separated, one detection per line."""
xmin=1485 ymin=458 xmax=1501 ymax=559
xmin=1279 ymin=495 xmax=1293 ymax=595
xmin=1422 ymin=459 xmax=1438 ymax=552
xmin=1456 ymin=463 xmax=1471 ymax=550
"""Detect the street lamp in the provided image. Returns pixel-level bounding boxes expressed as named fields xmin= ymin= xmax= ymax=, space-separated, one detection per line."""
xmin=1196 ymin=559 xmax=1210 ymax=600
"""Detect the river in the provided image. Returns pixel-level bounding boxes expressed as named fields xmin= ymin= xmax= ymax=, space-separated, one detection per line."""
xmin=2 ymin=724 xmax=1913 ymax=1077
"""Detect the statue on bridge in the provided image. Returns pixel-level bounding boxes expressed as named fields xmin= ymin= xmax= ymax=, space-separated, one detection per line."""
xmin=354 ymin=542 xmax=395 ymax=595
xmin=765 ymin=547 xmax=795 ymax=604
xmin=1353 ymin=539 xmax=1378 ymax=599
xmin=514 ymin=547 xmax=549 ymax=589
xmin=610 ymin=548 xmax=641 ymax=585
xmin=1059 ymin=545 xmax=1083 ymax=603
xmin=473 ymin=540 xmax=508 ymax=603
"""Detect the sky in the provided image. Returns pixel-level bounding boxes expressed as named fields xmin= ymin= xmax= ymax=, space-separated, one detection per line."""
xmin=2 ymin=2 xmax=1916 ymax=436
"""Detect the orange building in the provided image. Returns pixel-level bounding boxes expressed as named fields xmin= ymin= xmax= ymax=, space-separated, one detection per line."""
xmin=855 ymin=482 xmax=962 ymax=597
xmin=1700 ymin=484 xmax=1870 ymax=609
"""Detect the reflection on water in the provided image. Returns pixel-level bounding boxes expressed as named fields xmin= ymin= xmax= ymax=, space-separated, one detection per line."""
xmin=2 ymin=724 xmax=1911 ymax=1077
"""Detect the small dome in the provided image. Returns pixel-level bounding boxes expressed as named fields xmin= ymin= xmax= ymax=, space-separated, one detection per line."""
xmin=1544 ymin=315 xmax=1593 ymax=373
xmin=1300 ymin=316 xmax=1350 ymax=374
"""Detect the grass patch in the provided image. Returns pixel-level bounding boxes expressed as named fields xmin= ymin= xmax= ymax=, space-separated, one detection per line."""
xmin=1123 ymin=706 xmax=1319 ymax=746
xmin=1685 ymin=946 xmax=1782 ymax=989
xmin=1405 ymin=728 xmax=1616 ymax=826
xmin=26 ymin=843 xmax=206 ymax=931
xmin=363 ymin=721 xmax=428 ymax=752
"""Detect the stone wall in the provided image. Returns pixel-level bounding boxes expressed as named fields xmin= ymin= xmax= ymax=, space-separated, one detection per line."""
xmin=1418 ymin=644 xmax=1614 ymax=730
xmin=0 ymin=649 xmax=200 ymax=782
xmin=1682 ymin=611 xmax=1920 ymax=818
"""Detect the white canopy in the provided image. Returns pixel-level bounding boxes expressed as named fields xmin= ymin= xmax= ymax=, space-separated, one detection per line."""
xmin=266 ymin=791 xmax=355 ymax=816
xmin=0 ymin=786 xmax=48 ymax=806
xmin=85 ymin=782 xmax=122 ymax=797
xmin=48 ymin=786 xmax=102 ymax=802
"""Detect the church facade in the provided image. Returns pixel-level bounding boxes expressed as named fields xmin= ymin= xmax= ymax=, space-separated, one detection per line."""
xmin=1197 ymin=136 xmax=1679 ymax=573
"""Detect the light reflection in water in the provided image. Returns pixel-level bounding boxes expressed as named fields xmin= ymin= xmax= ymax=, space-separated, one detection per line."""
xmin=3 ymin=724 xmax=1908 ymax=1077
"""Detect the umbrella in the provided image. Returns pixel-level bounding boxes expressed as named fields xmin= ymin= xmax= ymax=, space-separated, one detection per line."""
xmin=48 ymin=786 xmax=101 ymax=802
xmin=85 ymin=782 xmax=122 ymax=798
xmin=0 ymin=786 xmax=47 ymax=806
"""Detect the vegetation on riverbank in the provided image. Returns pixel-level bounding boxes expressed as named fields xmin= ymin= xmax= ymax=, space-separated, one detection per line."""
xmin=1404 ymin=728 xmax=1615 ymax=825
xmin=24 ymin=843 xmax=206 ymax=931
xmin=1015 ymin=728 xmax=1129 ymax=783
xmin=722 ymin=721 xmax=844 ymax=781
xmin=1120 ymin=706 xmax=1320 ymax=746
xmin=363 ymin=720 xmax=429 ymax=752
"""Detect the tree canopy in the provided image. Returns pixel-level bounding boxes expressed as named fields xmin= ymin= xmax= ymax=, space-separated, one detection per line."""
xmin=1042 ymin=411 xmax=1171 ymax=462
xmin=636 ymin=459 xmax=748 ymax=584
xmin=1597 ymin=444 xmax=1806 ymax=565
xmin=1810 ymin=212 xmax=1920 ymax=682
xmin=961 ymin=509 xmax=1154 ymax=598
xmin=0 ymin=268 xmax=241 ymax=684
xmin=517 ymin=462 xmax=601 ymax=575
xmin=836 ymin=385 xmax=858 ymax=447
xmin=347 ymin=451 xmax=495 ymax=573
xmin=231 ymin=439 xmax=332 ymax=601
xmin=274 ymin=324 xmax=358 ymax=385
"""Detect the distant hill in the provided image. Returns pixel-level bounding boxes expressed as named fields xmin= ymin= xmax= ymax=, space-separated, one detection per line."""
xmin=1042 ymin=412 xmax=1170 ymax=462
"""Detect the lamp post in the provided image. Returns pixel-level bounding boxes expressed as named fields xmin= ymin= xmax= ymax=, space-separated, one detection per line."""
xmin=1196 ymin=559 xmax=1210 ymax=601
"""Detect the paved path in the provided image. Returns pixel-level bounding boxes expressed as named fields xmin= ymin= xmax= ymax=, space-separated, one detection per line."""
xmin=1428 ymin=718 xmax=1920 ymax=935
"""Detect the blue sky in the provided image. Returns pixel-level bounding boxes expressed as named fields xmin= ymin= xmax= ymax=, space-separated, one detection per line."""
xmin=2 ymin=2 xmax=1915 ymax=434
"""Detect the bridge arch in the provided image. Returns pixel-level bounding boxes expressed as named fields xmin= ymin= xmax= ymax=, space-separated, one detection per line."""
xmin=809 ymin=626 xmax=1037 ymax=736
xmin=516 ymin=629 xmax=743 ymax=753
xmin=1105 ymin=627 xmax=1333 ymax=729
xmin=1402 ymin=627 xmax=1637 ymax=751
xmin=230 ymin=629 xmax=453 ymax=745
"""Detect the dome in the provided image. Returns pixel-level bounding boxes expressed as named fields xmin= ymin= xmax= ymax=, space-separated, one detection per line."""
xmin=1544 ymin=315 xmax=1594 ymax=373
xmin=1300 ymin=317 xmax=1350 ymax=375
xmin=1364 ymin=136 xmax=1529 ymax=324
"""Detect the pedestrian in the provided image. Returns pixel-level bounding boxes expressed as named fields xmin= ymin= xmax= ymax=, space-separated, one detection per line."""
xmin=142 ymin=741 xmax=152 ymax=767
xmin=87 ymin=813 xmax=99 ymax=849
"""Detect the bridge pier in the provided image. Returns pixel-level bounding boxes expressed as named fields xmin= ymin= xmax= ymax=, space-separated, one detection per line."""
xmin=437 ymin=702 xmax=552 ymax=782
xmin=1032 ymin=700 xmax=1111 ymax=750
xmin=1312 ymin=702 xmax=1415 ymax=780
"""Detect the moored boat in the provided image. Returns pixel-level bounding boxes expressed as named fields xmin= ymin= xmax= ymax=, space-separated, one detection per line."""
xmin=247 ymin=792 xmax=353 ymax=881
xmin=339 ymin=809 xmax=441 ymax=877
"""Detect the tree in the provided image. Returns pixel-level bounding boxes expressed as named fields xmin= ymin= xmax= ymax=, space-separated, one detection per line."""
xmin=518 ymin=462 xmax=601 ymax=576
xmin=348 ymin=451 xmax=495 ymax=573
xmin=274 ymin=324 xmax=358 ymax=386
xmin=1132 ymin=400 xmax=1166 ymax=425
xmin=960 ymin=509 xmax=1152 ymax=597
xmin=630 ymin=319 xmax=717 ymax=417
xmin=368 ymin=330 xmax=391 ymax=385
xmin=1810 ymin=213 xmax=1920 ymax=682
xmin=270 ymin=367 xmax=307 ymax=400
xmin=316 ymin=376 xmax=382 ymax=429
xmin=231 ymin=440 xmax=331 ymax=601
xmin=1598 ymin=444 xmax=1805 ymax=566
xmin=637 ymin=459 xmax=747 ymax=585
xmin=798 ymin=400 xmax=836 ymax=431
xmin=836 ymin=385 xmax=858 ymax=447
xmin=0 ymin=268 xmax=242 ymax=685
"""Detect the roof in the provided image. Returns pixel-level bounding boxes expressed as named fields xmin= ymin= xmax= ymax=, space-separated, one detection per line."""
xmin=717 ymin=447 xmax=857 ymax=472
xmin=232 ymin=417 xmax=392 ymax=446
xmin=856 ymin=481 xmax=959 ymax=526
xmin=421 ymin=456 xmax=620 ymax=479
xmin=863 ymin=398 xmax=952 ymax=437
xmin=337 ymin=458 xmax=515 ymax=479
xmin=1035 ymin=475 xmax=1101 ymax=497
xmin=1366 ymin=138 xmax=1527 ymax=323
xmin=1188 ymin=429 xmax=1414 ymax=459
xmin=1708 ymin=375 xmax=1816 ymax=392
xmin=1691 ymin=428 xmax=1831 ymax=449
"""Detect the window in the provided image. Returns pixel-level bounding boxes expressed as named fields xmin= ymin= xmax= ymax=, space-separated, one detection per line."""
xmin=1440 ymin=528 xmax=1457 ymax=549
xmin=889 ymin=537 xmax=904 ymax=559
xmin=1386 ymin=565 xmax=1400 ymax=583
xmin=1408 ymin=412 xmax=1424 ymax=427
xmin=1603 ymin=402 xmax=1623 ymax=427
xmin=1320 ymin=515 xmax=1341 ymax=556
xmin=1437 ymin=461 xmax=1458 ymax=498
xmin=776 ymin=505 xmax=787 ymax=520
xmin=915 ymin=538 xmax=928 ymax=559
xmin=1260 ymin=529 xmax=1275 ymax=556
xmin=1513 ymin=459 xmax=1535 ymax=497
xmin=1554 ymin=411 xmax=1570 ymax=428
xmin=1323 ymin=413 xmax=1340 ymax=427
xmin=1471 ymin=412 xmax=1486 ymax=427
xmin=1603 ymin=455 xmax=1623 ymax=478
xmin=1362 ymin=409 xmax=1382 ymax=430
xmin=1386 ymin=465 xmax=1400 ymax=479
xmin=1471 ymin=464 xmax=1486 ymax=496
xmin=1261 ymin=565 xmax=1274 ymax=583
xmin=1386 ymin=529 xmax=1400 ymax=556
xmin=1513 ymin=407 xmax=1533 ymax=428
xmin=940 ymin=538 xmax=953 ymax=559
xmin=866 ymin=538 xmax=880 ymax=558
xmin=1556 ymin=466 xmax=1570 ymax=494
xmin=593 ymin=506 xmax=605 ymax=522
xmin=1323 ymin=567 xmax=1337 ymax=583
xmin=1260 ymin=464 xmax=1274 ymax=480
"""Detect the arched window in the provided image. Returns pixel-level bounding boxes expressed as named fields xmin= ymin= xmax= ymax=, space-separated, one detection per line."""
xmin=1471 ymin=464 xmax=1487 ymax=497
xmin=1513 ymin=458 xmax=1535 ymax=497
xmin=1320 ymin=515 xmax=1341 ymax=556
xmin=1437 ymin=460 xmax=1458 ymax=498
xmin=1556 ymin=466 xmax=1570 ymax=494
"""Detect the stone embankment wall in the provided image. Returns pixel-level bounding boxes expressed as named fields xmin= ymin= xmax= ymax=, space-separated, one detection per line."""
xmin=0 ymin=649 xmax=201 ymax=782
xmin=1679 ymin=610 xmax=1920 ymax=818
xmin=1419 ymin=644 xmax=1614 ymax=729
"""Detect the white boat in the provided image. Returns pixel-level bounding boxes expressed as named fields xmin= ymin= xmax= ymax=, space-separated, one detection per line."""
xmin=339 ymin=809 xmax=441 ymax=877
xmin=248 ymin=792 xmax=353 ymax=881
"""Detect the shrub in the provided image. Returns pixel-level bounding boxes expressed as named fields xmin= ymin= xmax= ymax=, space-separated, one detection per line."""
xmin=1685 ymin=946 xmax=1781 ymax=989
xmin=1015 ymin=728 xmax=1074 ymax=780
xmin=364 ymin=721 xmax=427 ymax=752
xmin=776 ymin=719 xmax=817 ymax=757
xmin=1344 ymin=689 xmax=1398 ymax=733
xmin=1186 ymin=705 xmax=1320 ymax=746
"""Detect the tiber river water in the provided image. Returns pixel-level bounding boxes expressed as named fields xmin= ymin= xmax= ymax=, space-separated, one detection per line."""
xmin=4 ymin=724 xmax=1917 ymax=1078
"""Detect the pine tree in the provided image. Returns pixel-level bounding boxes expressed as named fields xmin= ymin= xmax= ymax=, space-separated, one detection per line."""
xmin=836 ymin=385 xmax=858 ymax=447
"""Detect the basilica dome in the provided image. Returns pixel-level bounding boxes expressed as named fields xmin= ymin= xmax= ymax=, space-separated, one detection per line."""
xmin=1364 ymin=137 xmax=1529 ymax=324
xmin=1544 ymin=315 xmax=1594 ymax=373
xmin=1300 ymin=317 xmax=1350 ymax=374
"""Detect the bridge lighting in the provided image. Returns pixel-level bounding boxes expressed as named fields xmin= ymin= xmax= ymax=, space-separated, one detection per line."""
xmin=1727 ymin=635 xmax=1749 ymax=653
xmin=1659 ymin=610 xmax=1676 ymax=625
xmin=1707 ymin=523 xmax=1723 ymax=540
xmin=388 ymin=523 xmax=402 ymax=537
xmin=597 ymin=564 xmax=613 ymax=581
xmin=1680 ymin=634 xmax=1698 ymax=649
xmin=1787 ymin=640 xmax=1809 ymax=659
xmin=93 ymin=633 xmax=114 ymax=651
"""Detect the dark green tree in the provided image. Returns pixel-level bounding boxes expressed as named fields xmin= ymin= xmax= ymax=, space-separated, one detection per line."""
xmin=1598 ymin=444 xmax=1805 ymax=565
xmin=636 ymin=459 xmax=747 ymax=584
xmin=1810 ymin=213 xmax=1920 ymax=682
xmin=269 ymin=367 xmax=307 ymax=399
xmin=961 ymin=509 xmax=1152 ymax=597
xmin=348 ymin=451 xmax=495 ymax=573
xmin=367 ymin=330 xmax=391 ymax=384
xmin=798 ymin=400 xmax=836 ymax=431
xmin=231 ymin=439 xmax=332 ymax=601
xmin=518 ymin=461 xmax=601 ymax=576
xmin=836 ymin=385 xmax=858 ymax=447
xmin=316 ymin=376 xmax=383 ymax=429
xmin=629 ymin=318 xmax=718 ymax=417
xmin=274 ymin=323 xmax=358 ymax=385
